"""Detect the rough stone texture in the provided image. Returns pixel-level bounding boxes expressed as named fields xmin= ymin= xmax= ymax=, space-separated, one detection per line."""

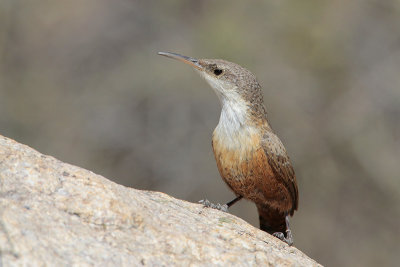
xmin=0 ymin=135 xmax=321 ymax=267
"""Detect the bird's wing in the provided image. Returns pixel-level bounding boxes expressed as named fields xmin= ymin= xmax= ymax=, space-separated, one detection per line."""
xmin=261 ymin=132 xmax=298 ymax=215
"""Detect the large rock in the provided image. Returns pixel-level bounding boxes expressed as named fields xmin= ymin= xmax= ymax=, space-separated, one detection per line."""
xmin=0 ymin=135 xmax=320 ymax=266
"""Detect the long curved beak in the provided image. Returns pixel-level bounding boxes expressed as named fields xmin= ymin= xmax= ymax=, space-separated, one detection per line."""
xmin=158 ymin=52 xmax=203 ymax=70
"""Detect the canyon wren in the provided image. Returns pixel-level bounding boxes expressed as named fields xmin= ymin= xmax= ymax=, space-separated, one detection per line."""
xmin=158 ymin=52 xmax=299 ymax=245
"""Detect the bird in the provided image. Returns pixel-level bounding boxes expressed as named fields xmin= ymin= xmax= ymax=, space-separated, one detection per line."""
xmin=158 ymin=52 xmax=299 ymax=245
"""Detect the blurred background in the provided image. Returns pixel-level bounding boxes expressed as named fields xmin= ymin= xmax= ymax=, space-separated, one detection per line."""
xmin=1 ymin=0 xmax=399 ymax=265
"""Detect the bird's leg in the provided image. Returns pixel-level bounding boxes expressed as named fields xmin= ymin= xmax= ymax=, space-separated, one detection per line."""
xmin=199 ymin=196 xmax=243 ymax=212
xmin=226 ymin=196 xmax=243 ymax=208
xmin=272 ymin=212 xmax=294 ymax=246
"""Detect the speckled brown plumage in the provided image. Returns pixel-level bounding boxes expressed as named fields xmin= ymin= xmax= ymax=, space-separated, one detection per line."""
xmin=212 ymin=119 xmax=298 ymax=234
xmin=158 ymin=52 xmax=299 ymax=245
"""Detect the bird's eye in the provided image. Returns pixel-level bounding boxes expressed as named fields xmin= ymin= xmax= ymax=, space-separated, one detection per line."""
xmin=213 ymin=69 xmax=223 ymax=76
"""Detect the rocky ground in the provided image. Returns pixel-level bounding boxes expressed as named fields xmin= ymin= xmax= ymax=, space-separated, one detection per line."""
xmin=0 ymin=135 xmax=321 ymax=266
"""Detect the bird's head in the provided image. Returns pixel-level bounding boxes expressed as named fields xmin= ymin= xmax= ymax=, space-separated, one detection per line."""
xmin=158 ymin=52 xmax=268 ymax=129
xmin=158 ymin=52 xmax=263 ymax=106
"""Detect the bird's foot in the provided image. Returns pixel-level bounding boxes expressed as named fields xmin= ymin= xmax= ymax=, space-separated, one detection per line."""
xmin=272 ymin=230 xmax=294 ymax=246
xmin=198 ymin=199 xmax=228 ymax=212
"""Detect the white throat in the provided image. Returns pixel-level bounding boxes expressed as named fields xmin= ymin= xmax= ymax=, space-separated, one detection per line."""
xmin=199 ymin=71 xmax=257 ymax=148
xmin=199 ymin=71 xmax=249 ymax=129
xmin=218 ymin=97 xmax=248 ymax=133
xmin=215 ymin=97 xmax=258 ymax=149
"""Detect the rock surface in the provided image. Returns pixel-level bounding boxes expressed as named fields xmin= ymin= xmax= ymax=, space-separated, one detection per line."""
xmin=0 ymin=135 xmax=320 ymax=266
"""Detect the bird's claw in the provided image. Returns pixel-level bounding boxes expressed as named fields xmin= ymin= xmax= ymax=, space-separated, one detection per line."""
xmin=199 ymin=199 xmax=228 ymax=212
xmin=272 ymin=230 xmax=294 ymax=246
